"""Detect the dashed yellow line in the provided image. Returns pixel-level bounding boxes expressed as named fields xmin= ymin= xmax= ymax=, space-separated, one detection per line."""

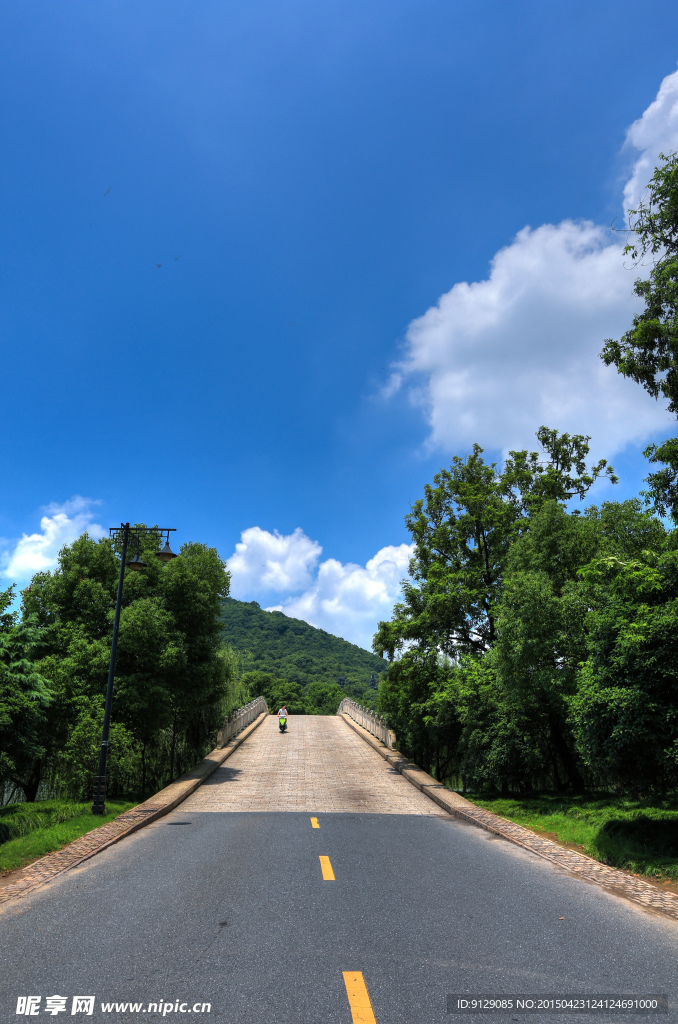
xmin=319 ymin=855 xmax=335 ymax=880
xmin=310 ymin=816 xmax=319 ymax=828
xmin=343 ymin=972 xmax=377 ymax=1024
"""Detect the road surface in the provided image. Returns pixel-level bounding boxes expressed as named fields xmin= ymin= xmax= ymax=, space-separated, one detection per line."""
xmin=1 ymin=716 xmax=676 ymax=1023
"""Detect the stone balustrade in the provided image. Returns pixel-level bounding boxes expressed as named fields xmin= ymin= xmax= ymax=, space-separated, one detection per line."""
xmin=337 ymin=698 xmax=396 ymax=749
xmin=217 ymin=695 xmax=269 ymax=748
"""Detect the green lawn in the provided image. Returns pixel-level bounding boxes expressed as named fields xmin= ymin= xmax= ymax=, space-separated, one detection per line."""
xmin=465 ymin=793 xmax=678 ymax=883
xmin=0 ymin=799 xmax=136 ymax=874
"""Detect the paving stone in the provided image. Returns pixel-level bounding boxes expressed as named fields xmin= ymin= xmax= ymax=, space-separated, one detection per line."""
xmin=183 ymin=715 xmax=440 ymax=814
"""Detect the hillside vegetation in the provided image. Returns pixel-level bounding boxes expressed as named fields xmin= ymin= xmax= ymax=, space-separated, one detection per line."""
xmin=220 ymin=597 xmax=386 ymax=711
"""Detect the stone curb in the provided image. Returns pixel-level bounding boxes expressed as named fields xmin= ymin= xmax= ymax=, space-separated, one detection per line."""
xmin=0 ymin=711 xmax=269 ymax=910
xmin=339 ymin=713 xmax=678 ymax=922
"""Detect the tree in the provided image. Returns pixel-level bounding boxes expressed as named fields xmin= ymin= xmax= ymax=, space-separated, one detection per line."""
xmin=20 ymin=529 xmax=233 ymax=797
xmin=373 ymin=427 xmax=615 ymax=661
xmin=0 ymin=587 xmax=53 ymax=801
xmin=303 ymin=681 xmax=346 ymax=715
xmin=601 ymin=153 xmax=678 ymax=408
xmin=494 ymin=502 xmax=600 ymax=792
xmin=570 ymin=548 xmax=678 ymax=795
xmin=494 ymin=498 xmax=670 ymax=793
xmin=243 ymin=670 xmax=307 ymax=714
xmin=600 ymin=152 xmax=678 ymax=516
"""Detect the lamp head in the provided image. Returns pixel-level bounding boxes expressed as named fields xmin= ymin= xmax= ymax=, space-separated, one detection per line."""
xmin=156 ymin=539 xmax=178 ymax=563
xmin=128 ymin=546 xmax=147 ymax=571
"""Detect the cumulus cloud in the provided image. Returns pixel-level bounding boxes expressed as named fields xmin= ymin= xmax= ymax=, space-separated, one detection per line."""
xmin=227 ymin=526 xmax=322 ymax=597
xmin=227 ymin=526 xmax=412 ymax=650
xmin=624 ymin=68 xmax=678 ymax=215
xmin=1 ymin=497 xmax=105 ymax=584
xmin=389 ymin=69 xmax=678 ymax=461
xmin=271 ymin=543 xmax=414 ymax=651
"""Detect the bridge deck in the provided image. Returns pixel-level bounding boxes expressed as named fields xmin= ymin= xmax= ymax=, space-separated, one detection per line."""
xmin=182 ymin=714 xmax=440 ymax=814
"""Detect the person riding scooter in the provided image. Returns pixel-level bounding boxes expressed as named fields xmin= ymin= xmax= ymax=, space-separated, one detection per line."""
xmin=278 ymin=704 xmax=288 ymax=733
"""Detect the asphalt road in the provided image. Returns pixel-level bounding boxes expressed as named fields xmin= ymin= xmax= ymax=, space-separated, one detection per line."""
xmin=1 ymin=807 xmax=677 ymax=1024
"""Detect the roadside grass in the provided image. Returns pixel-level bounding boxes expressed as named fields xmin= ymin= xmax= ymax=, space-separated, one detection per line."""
xmin=0 ymin=800 xmax=136 ymax=874
xmin=465 ymin=793 xmax=678 ymax=882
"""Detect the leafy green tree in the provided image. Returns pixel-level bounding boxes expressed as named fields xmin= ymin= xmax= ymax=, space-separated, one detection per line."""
xmin=20 ymin=529 xmax=233 ymax=796
xmin=601 ymin=153 xmax=678 ymax=409
xmin=377 ymin=650 xmax=544 ymax=793
xmin=374 ymin=427 xmax=615 ymax=662
xmin=570 ymin=549 xmax=678 ymax=795
xmin=452 ymin=654 xmax=547 ymax=795
xmin=494 ymin=499 xmax=669 ymax=793
xmin=53 ymin=698 xmax=140 ymax=800
xmin=243 ymin=670 xmax=307 ymax=714
xmin=0 ymin=587 xmax=53 ymax=801
xmin=378 ymin=650 xmax=462 ymax=782
xmin=600 ymin=153 xmax=678 ymax=516
xmin=494 ymin=502 xmax=599 ymax=792
xmin=303 ymin=681 xmax=346 ymax=715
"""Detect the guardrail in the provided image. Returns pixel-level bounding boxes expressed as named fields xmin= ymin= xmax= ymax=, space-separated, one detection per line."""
xmin=217 ymin=696 xmax=269 ymax=748
xmin=337 ymin=698 xmax=396 ymax=749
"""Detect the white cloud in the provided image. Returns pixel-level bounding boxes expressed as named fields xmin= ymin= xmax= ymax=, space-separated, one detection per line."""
xmin=1 ymin=497 xmax=105 ymax=584
xmin=624 ymin=67 xmax=678 ymax=215
xmin=272 ymin=543 xmax=414 ymax=651
xmin=227 ymin=526 xmax=322 ymax=597
xmin=227 ymin=526 xmax=412 ymax=650
xmin=389 ymin=69 xmax=678 ymax=461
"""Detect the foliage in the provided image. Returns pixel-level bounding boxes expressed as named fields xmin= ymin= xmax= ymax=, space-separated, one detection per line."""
xmin=0 ymin=586 xmax=53 ymax=801
xmin=570 ymin=551 xmax=678 ymax=795
xmin=373 ymin=427 xmax=614 ymax=662
xmin=600 ymin=152 xmax=678 ymax=517
xmin=242 ymin=669 xmax=353 ymax=716
xmin=14 ymin=530 xmax=236 ymax=800
xmin=221 ymin=597 xmax=385 ymax=710
xmin=52 ymin=698 xmax=141 ymax=801
xmin=243 ymin=670 xmax=307 ymax=715
xmin=601 ymin=153 xmax=678 ymax=410
xmin=375 ymin=429 xmax=678 ymax=797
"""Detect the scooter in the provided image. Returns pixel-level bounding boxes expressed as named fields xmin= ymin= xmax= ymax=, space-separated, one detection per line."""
xmin=278 ymin=716 xmax=287 ymax=733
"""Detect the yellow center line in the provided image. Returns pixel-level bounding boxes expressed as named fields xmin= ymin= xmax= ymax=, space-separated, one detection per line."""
xmin=343 ymin=972 xmax=377 ymax=1024
xmin=319 ymin=855 xmax=335 ymax=880
xmin=310 ymin=816 xmax=319 ymax=828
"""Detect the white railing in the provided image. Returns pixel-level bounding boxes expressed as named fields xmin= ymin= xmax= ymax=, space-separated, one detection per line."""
xmin=217 ymin=696 xmax=268 ymax=748
xmin=338 ymin=698 xmax=396 ymax=749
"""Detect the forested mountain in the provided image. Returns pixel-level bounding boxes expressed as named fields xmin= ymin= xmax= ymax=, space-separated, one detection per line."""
xmin=220 ymin=598 xmax=386 ymax=695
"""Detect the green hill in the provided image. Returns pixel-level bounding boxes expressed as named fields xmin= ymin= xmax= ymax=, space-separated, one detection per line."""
xmin=219 ymin=598 xmax=387 ymax=705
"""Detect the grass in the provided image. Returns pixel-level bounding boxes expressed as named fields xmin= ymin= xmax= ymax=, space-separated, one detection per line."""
xmin=0 ymin=799 xmax=136 ymax=874
xmin=464 ymin=792 xmax=678 ymax=883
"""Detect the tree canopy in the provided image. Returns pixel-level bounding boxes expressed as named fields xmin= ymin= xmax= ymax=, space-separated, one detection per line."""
xmin=3 ymin=530 xmax=243 ymax=802
xmin=374 ymin=427 xmax=615 ymax=663
xmin=601 ymin=152 xmax=678 ymax=517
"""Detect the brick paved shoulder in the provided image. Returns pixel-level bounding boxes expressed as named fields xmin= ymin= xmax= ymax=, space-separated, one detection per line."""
xmin=340 ymin=712 xmax=678 ymax=923
xmin=0 ymin=711 xmax=268 ymax=910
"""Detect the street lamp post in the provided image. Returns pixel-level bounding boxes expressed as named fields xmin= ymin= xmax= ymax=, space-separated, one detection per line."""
xmin=92 ymin=522 xmax=177 ymax=815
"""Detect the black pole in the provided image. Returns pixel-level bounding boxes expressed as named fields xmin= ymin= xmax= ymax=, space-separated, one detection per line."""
xmin=93 ymin=523 xmax=130 ymax=814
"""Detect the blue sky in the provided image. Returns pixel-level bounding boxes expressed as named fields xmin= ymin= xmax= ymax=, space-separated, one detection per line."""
xmin=3 ymin=2 xmax=678 ymax=649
